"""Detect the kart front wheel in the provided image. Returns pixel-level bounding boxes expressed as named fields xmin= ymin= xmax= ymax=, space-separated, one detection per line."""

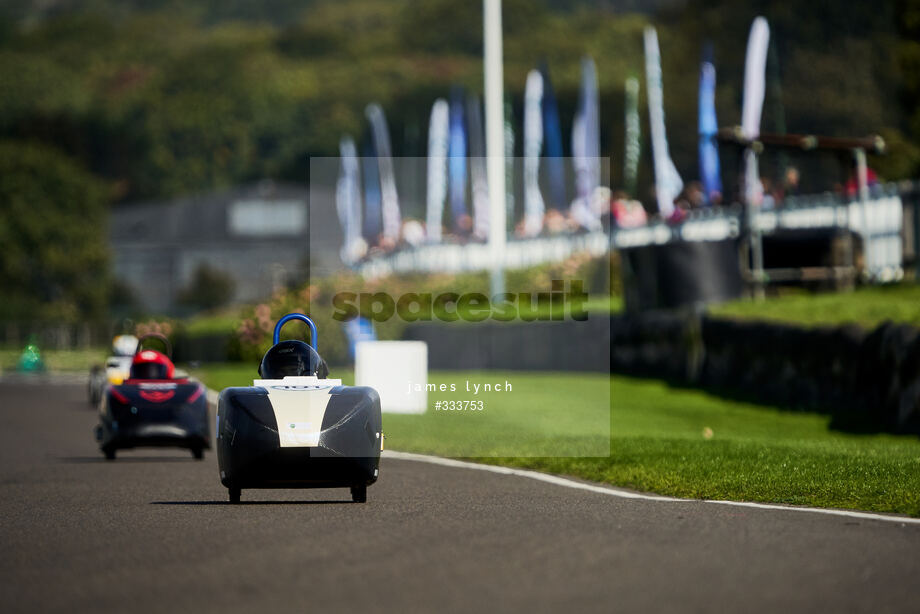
xmin=350 ymin=485 xmax=367 ymax=503
xmin=191 ymin=447 xmax=204 ymax=460
xmin=103 ymin=447 xmax=116 ymax=461
xmin=228 ymin=487 xmax=241 ymax=504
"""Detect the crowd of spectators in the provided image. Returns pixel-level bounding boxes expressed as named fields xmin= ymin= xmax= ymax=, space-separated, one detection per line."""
xmin=352 ymin=161 xmax=887 ymax=263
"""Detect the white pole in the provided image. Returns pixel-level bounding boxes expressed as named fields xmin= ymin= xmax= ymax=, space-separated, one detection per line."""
xmin=855 ymin=147 xmax=871 ymax=277
xmin=484 ymin=0 xmax=506 ymax=297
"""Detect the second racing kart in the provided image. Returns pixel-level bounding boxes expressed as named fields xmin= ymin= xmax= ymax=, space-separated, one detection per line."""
xmin=95 ymin=334 xmax=210 ymax=460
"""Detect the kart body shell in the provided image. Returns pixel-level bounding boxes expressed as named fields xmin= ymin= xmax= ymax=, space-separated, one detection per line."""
xmin=216 ymin=313 xmax=382 ymax=503
xmin=97 ymin=378 xmax=210 ymax=459
xmin=95 ymin=334 xmax=210 ymax=459
xmin=88 ymin=335 xmax=138 ymax=406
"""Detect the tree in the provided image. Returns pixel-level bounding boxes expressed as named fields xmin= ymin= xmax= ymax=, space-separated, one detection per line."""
xmin=0 ymin=140 xmax=109 ymax=321
xmin=894 ymin=0 xmax=920 ymax=178
xmin=177 ymin=263 xmax=236 ymax=312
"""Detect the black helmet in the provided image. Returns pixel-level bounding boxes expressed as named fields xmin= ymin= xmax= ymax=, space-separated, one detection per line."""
xmin=259 ymin=340 xmax=329 ymax=379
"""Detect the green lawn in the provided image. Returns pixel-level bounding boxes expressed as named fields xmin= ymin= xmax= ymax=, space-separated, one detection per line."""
xmin=0 ymin=346 xmax=106 ymax=372
xmin=709 ymin=284 xmax=920 ymax=328
xmin=194 ymin=364 xmax=920 ymax=517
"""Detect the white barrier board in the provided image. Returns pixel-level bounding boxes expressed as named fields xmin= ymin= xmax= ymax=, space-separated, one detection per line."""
xmin=355 ymin=341 xmax=428 ymax=414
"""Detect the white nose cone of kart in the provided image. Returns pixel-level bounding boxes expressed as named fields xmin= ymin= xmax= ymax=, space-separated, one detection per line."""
xmin=252 ymin=376 xmax=343 ymax=448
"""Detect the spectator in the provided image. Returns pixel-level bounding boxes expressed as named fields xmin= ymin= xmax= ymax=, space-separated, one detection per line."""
xmin=761 ymin=177 xmax=776 ymax=210
xmin=401 ymin=219 xmax=425 ymax=247
xmin=783 ymin=166 xmax=800 ymax=198
xmin=845 ymin=161 xmax=879 ymax=199
xmin=544 ymin=208 xmax=570 ymax=234
xmin=611 ymin=191 xmax=648 ymax=228
xmin=684 ymin=181 xmax=706 ymax=209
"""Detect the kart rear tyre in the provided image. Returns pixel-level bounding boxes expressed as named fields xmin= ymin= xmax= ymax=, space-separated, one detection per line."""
xmin=88 ymin=385 xmax=99 ymax=407
xmin=88 ymin=367 xmax=103 ymax=406
xmin=103 ymin=447 xmax=116 ymax=461
xmin=191 ymin=447 xmax=204 ymax=460
xmin=351 ymin=485 xmax=367 ymax=503
xmin=229 ymin=487 xmax=241 ymax=504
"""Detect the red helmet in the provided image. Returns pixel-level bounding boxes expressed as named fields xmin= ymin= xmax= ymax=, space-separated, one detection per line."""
xmin=130 ymin=349 xmax=175 ymax=380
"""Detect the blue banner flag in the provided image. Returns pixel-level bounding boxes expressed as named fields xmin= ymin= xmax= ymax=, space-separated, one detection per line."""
xmin=540 ymin=62 xmax=566 ymax=211
xmin=448 ymin=86 xmax=469 ymax=234
xmin=698 ymin=44 xmax=722 ymax=205
xmin=360 ymin=132 xmax=382 ymax=244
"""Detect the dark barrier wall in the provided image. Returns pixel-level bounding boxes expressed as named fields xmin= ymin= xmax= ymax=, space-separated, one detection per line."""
xmin=608 ymin=311 xmax=920 ymax=435
xmin=404 ymin=318 xmax=610 ymax=373
xmin=172 ymin=331 xmax=237 ymax=364
xmin=622 ymin=239 xmax=744 ymax=311
xmin=760 ymin=228 xmax=855 ymax=270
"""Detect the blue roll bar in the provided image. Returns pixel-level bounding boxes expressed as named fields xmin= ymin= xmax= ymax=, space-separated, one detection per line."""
xmin=272 ymin=313 xmax=318 ymax=350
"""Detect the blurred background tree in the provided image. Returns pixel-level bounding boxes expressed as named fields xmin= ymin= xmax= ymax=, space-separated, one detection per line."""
xmin=1 ymin=0 xmax=918 ymax=323
xmin=0 ymin=140 xmax=109 ymax=322
xmin=2 ymin=0 xmax=915 ymax=205
xmin=177 ymin=263 xmax=236 ymax=313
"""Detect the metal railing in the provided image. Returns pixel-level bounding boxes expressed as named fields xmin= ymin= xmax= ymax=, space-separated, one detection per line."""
xmin=354 ymin=182 xmax=911 ymax=281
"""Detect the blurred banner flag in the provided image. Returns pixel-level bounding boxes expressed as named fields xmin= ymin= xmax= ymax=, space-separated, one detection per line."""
xmin=623 ymin=76 xmax=641 ymax=198
xmin=523 ymin=69 xmax=545 ymax=237
xmin=448 ymin=87 xmax=469 ymax=234
xmin=643 ymin=26 xmax=683 ymax=219
xmin=698 ymin=44 xmax=722 ymax=205
xmin=365 ymin=103 xmax=401 ymax=243
xmin=540 ymin=62 xmax=566 ymax=211
xmin=360 ymin=131 xmax=382 ymax=244
xmin=742 ymin=17 xmax=769 ymax=207
xmin=504 ymin=98 xmax=515 ymax=224
xmin=571 ymin=56 xmax=602 ymax=231
xmin=344 ymin=317 xmax=376 ymax=360
xmin=767 ymin=36 xmax=788 ymax=175
xmin=426 ymin=98 xmax=449 ymax=242
xmin=336 ymin=136 xmax=363 ymax=263
xmin=467 ymin=94 xmax=490 ymax=240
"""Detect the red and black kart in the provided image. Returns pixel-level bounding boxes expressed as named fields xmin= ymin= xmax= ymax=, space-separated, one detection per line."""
xmin=95 ymin=334 xmax=210 ymax=460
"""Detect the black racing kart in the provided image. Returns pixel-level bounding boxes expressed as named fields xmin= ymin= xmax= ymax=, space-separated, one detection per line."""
xmin=95 ymin=334 xmax=210 ymax=460
xmin=216 ymin=313 xmax=382 ymax=503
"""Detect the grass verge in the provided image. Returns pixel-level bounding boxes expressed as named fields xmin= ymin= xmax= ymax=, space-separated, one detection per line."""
xmin=709 ymin=284 xmax=920 ymax=328
xmin=193 ymin=364 xmax=920 ymax=517
xmin=0 ymin=346 xmax=106 ymax=372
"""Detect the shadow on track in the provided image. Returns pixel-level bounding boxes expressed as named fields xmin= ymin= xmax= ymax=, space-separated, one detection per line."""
xmin=58 ymin=456 xmax=197 ymax=463
xmin=151 ymin=500 xmax=354 ymax=506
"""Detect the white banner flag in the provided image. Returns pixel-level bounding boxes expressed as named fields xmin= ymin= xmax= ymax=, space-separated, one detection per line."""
xmin=523 ymin=69 xmax=545 ymax=237
xmin=426 ymin=99 xmax=449 ymax=242
xmin=741 ymin=16 xmax=770 ymax=207
xmin=365 ymin=103 xmax=401 ymax=243
xmin=643 ymin=26 xmax=683 ymax=219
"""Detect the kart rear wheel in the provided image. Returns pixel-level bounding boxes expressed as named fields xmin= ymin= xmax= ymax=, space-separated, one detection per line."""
xmin=350 ymin=485 xmax=367 ymax=503
xmin=88 ymin=367 xmax=103 ymax=406
xmin=103 ymin=447 xmax=116 ymax=461
xmin=191 ymin=447 xmax=204 ymax=460
xmin=229 ymin=487 xmax=241 ymax=504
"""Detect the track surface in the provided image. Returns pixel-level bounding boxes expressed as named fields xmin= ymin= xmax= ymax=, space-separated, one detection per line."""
xmin=2 ymin=380 xmax=920 ymax=613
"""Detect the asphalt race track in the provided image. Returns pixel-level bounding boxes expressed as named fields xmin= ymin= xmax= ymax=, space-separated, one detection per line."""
xmin=2 ymin=379 xmax=920 ymax=613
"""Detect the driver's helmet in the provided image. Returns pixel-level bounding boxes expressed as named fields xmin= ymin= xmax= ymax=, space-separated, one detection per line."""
xmin=259 ymin=340 xmax=328 ymax=379
xmin=112 ymin=335 xmax=139 ymax=357
xmin=130 ymin=349 xmax=175 ymax=380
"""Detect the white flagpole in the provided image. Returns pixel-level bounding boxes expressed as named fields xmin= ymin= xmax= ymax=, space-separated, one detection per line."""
xmin=484 ymin=0 xmax=506 ymax=297
xmin=741 ymin=16 xmax=770 ymax=299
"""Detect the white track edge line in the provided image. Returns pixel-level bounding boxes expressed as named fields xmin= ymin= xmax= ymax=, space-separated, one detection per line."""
xmin=202 ymin=386 xmax=918 ymax=526
xmin=382 ymin=450 xmax=920 ymax=526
